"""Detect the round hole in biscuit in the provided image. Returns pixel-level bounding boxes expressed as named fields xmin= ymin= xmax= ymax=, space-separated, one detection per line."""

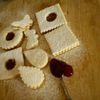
xmin=5 ymin=59 xmax=16 ymax=70
xmin=46 ymin=12 xmax=57 ymax=22
xmin=6 ymin=32 xmax=15 ymax=41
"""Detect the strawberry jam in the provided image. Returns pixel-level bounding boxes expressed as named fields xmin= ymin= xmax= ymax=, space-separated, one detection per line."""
xmin=5 ymin=59 xmax=16 ymax=70
xmin=46 ymin=13 xmax=57 ymax=22
xmin=50 ymin=58 xmax=73 ymax=78
xmin=6 ymin=32 xmax=15 ymax=41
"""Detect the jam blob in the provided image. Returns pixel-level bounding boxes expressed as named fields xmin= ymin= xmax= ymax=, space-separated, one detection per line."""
xmin=5 ymin=59 xmax=16 ymax=70
xmin=46 ymin=12 xmax=57 ymax=22
xmin=6 ymin=32 xmax=15 ymax=41
xmin=50 ymin=58 xmax=73 ymax=78
xmin=50 ymin=59 xmax=64 ymax=78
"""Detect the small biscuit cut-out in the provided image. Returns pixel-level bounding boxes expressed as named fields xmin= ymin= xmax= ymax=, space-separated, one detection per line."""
xmin=18 ymin=66 xmax=45 ymax=89
xmin=0 ymin=47 xmax=24 ymax=80
xmin=36 ymin=3 xmax=65 ymax=33
xmin=11 ymin=14 xmax=33 ymax=31
xmin=0 ymin=27 xmax=23 ymax=50
xmin=24 ymin=29 xmax=39 ymax=49
xmin=24 ymin=48 xmax=48 ymax=68
xmin=44 ymin=25 xmax=80 ymax=56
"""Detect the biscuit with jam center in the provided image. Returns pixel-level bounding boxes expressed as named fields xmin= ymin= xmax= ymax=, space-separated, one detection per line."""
xmin=0 ymin=47 xmax=24 ymax=80
xmin=36 ymin=4 xmax=65 ymax=33
xmin=0 ymin=27 xmax=23 ymax=50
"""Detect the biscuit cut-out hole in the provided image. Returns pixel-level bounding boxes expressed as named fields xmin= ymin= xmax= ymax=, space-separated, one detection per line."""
xmin=6 ymin=32 xmax=15 ymax=41
xmin=46 ymin=13 xmax=57 ymax=22
xmin=5 ymin=59 xmax=16 ymax=70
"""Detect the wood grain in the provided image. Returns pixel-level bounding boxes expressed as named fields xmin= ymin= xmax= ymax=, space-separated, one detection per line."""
xmin=0 ymin=0 xmax=100 ymax=100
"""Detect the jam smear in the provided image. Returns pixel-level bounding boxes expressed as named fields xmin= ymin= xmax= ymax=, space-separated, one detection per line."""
xmin=5 ymin=59 xmax=16 ymax=70
xmin=50 ymin=58 xmax=73 ymax=78
xmin=6 ymin=32 xmax=15 ymax=41
xmin=46 ymin=12 xmax=57 ymax=22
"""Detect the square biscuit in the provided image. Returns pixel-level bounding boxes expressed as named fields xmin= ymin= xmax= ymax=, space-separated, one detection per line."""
xmin=36 ymin=4 xmax=66 ymax=33
xmin=44 ymin=25 xmax=80 ymax=56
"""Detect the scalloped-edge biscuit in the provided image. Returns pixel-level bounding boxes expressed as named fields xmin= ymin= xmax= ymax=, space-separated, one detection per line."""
xmin=24 ymin=48 xmax=48 ymax=68
xmin=0 ymin=27 xmax=23 ymax=50
xmin=11 ymin=14 xmax=33 ymax=31
xmin=36 ymin=3 xmax=65 ymax=33
xmin=0 ymin=47 xmax=24 ymax=80
xmin=24 ymin=29 xmax=39 ymax=49
xmin=18 ymin=66 xmax=45 ymax=89
xmin=44 ymin=25 xmax=80 ymax=56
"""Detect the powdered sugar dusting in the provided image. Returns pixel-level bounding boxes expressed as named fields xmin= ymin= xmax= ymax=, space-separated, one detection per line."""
xmin=56 ymin=42 xmax=87 ymax=68
xmin=32 ymin=67 xmax=67 ymax=100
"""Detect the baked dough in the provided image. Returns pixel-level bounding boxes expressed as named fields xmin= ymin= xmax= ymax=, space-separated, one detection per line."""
xmin=0 ymin=27 xmax=23 ymax=50
xmin=36 ymin=4 xmax=65 ymax=33
xmin=24 ymin=29 xmax=39 ymax=49
xmin=44 ymin=25 xmax=80 ymax=56
xmin=18 ymin=66 xmax=45 ymax=89
xmin=0 ymin=47 xmax=24 ymax=80
xmin=11 ymin=14 xmax=33 ymax=31
xmin=24 ymin=48 xmax=48 ymax=68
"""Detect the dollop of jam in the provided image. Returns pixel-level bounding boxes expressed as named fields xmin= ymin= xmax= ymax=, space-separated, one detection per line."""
xmin=5 ymin=59 xmax=16 ymax=70
xmin=6 ymin=32 xmax=15 ymax=41
xmin=46 ymin=12 xmax=57 ymax=22
xmin=50 ymin=59 xmax=64 ymax=78
xmin=50 ymin=58 xmax=73 ymax=78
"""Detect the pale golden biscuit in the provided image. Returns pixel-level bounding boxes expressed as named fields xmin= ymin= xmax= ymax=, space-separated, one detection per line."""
xmin=36 ymin=4 xmax=65 ymax=33
xmin=24 ymin=29 xmax=39 ymax=49
xmin=12 ymin=25 xmax=30 ymax=32
xmin=24 ymin=48 xmax=48 ymax=68
xmin=11 ymin=14 xmax=33 ymax=30
xmin=44 ymin=25 xmax=80 ymax=56
xmin=0 ymin=27 xmax=23 ymax=50
xmin=0 ymin=48 xmax=24 ymax=80
xmin=18 ymin=66 xmax=45 ymax=89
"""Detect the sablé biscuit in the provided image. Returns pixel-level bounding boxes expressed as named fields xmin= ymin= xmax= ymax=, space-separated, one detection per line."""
xmin=24 ymin=48 xmax=48 ymax=68
xmin=36 ymin=4 xmax=65 ymax=33
xmin=44 ymin=25 xmax=80 ymax=56
xmin=0 ymin=47 xmax=24 ymax=80
xmin=24 ymin=29 xmax=39 ymax=49
xmin=11 ymin=14 xmax=33 ymax=31
xmin=18 ymin=66 xmax=45 ymax=89
xmin=0 ymin=27 xmax=23 ymax=50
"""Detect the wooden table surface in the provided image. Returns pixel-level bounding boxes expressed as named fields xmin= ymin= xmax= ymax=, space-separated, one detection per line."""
xmin=0 ymin=0 xmax=100 ymax=100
